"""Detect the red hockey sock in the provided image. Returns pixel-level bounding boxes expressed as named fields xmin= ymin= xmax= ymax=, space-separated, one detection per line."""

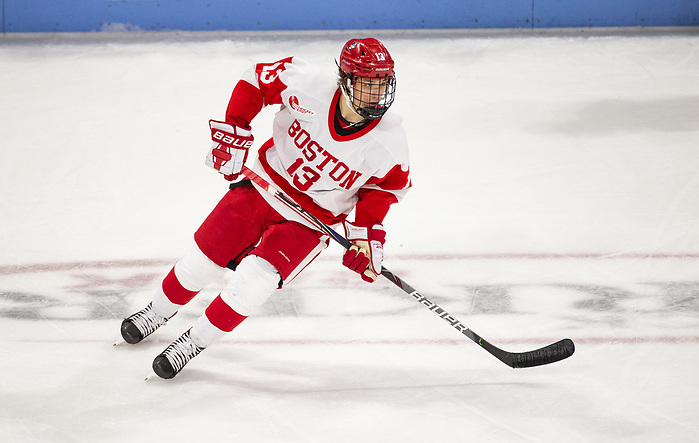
xmin=161 ymin=267 xmax=199 ymax=305
xmin=205 ymin=294 xmax=247 ymax=332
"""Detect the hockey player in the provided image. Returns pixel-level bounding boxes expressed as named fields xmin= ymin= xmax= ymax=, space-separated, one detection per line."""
xmin=120 ymin=38 xmax=411 ymax=379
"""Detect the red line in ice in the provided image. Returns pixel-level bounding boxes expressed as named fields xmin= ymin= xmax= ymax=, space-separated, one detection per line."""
xmin=1 ymin=253 xmax=697 ymax=275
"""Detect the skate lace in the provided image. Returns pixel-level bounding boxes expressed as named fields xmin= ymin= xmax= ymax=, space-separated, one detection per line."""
xmin=130 ymin=303 xmax=167 ymax=337
xmin=163 ymin=331 xmax=203 ymax=372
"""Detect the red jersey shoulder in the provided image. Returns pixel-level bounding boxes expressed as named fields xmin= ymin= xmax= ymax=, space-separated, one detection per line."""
xmin=251 ymin=57 xmax=334 ymax=111
xmin=254 ymin=57 xmax=294 ymax=86
xmin=247 ymin=57 xmax=294 ymax=107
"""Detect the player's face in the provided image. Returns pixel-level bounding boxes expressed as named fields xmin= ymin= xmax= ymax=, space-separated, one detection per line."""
xmin=353 ymin=77 xmax=389 ymax=107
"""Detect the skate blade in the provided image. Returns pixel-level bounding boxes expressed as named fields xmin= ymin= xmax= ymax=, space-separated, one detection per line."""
xmin=145 ymin=371 xmax=167 ymax=382
xmin=145 ymin=373 xmax=159 ymax=382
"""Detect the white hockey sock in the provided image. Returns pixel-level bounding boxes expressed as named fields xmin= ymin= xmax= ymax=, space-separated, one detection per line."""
xmin=151 ymin=287 xmax=181 ymax=318
xmin=175 ymin=244 xmax=227 ymax=291
xmin=220 ymin=255 xmax=280 ymax=316
xmin=189 ymin=314 xmax=227 ymax=348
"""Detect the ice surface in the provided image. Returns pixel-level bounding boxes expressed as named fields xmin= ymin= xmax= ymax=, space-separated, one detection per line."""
xmin=1 ymin=29 xmax=698 ymax=442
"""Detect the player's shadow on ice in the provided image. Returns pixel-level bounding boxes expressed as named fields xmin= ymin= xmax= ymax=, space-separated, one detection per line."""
xmin=163 ymin=351 xmax=550 ymax=396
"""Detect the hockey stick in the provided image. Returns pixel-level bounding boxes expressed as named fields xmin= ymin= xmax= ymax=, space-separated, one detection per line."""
xmin=241 ymin=166 xmax=575 ymax=368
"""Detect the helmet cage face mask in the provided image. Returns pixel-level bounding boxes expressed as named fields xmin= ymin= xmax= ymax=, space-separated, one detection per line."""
xmin=338 ymin=38 xmax=396 ymax=120
xmin=340 ymin=71 xmax=396 ymax=120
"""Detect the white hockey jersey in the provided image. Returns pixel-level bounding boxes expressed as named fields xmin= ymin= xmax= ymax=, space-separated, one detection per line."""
xmin=225 ymin=57 xmax=411 ymax=230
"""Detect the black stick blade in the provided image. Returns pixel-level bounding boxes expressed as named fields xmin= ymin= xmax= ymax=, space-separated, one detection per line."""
xmin=510 ymin=338 xmax=575 ymax=368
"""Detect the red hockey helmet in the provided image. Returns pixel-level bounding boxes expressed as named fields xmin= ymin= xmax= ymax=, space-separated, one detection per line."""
xmin=339 ymin=38 xmax=395 ymax=78
xmin=338 ymin=38 xmax=396 ymax=120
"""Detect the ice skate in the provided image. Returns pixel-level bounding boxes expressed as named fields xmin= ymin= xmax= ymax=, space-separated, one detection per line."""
xmin=152 ymin=329 xmax=204 ymax=379
xmin=120 ymin=302 xmax=171 ymax=344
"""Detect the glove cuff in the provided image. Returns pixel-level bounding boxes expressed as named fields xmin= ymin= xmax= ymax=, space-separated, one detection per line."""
xmin=368 ymin=225 xmax=386 ymax=244
xmin=344 ymin=222 xmax=386 ymax=244
xmin=344 ymin=221 xmax=368 ymax=241
xmin=209 ymin=119 xmax=252 ymax=138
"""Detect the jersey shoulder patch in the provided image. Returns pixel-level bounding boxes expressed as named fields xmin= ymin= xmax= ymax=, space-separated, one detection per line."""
xmin=278 ymin=59 xmax=337 ymax=120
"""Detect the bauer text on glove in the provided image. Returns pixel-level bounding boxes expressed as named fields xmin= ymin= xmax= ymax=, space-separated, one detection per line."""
xmin=205 ymin=120 xmax=254 ymax=180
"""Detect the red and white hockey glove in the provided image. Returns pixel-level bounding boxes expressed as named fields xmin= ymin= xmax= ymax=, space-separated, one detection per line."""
xmin=205 ymin=120 xmax=254 ymax=180
xmin=342 ymin=222 xmax=386 ymax=283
